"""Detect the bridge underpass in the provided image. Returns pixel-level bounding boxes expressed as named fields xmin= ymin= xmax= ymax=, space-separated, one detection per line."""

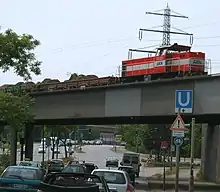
xmin=21 ymin=75 xmax=220 ymax=182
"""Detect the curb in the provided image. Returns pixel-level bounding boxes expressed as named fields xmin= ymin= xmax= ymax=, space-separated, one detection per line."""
xmin=147 ymin=180 xmax=220 ymax=191
xmin=148 ymin=177 xmax=192 ymax=181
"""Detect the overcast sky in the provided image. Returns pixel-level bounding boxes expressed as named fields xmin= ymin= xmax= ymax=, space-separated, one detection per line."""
xmin=0 ymin=0 xmax=219 ymax=84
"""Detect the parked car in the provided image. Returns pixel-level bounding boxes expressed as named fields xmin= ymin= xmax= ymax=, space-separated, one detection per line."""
xmin=106 ymin=157 xmax=119 ymax=167
xmin=37 ymin=172 xmax=111 ymax=192
xmin=47 ymin=159 xmax=64 ymax=173
xmin=38 ymin=145 xmax=46 ymax=153
xmin=92 ymin=169 xmax=135 ymax=192
xmin=0 ymin=166 xmax=44 ymax=191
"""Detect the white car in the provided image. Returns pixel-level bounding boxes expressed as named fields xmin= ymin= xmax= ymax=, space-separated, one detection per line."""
xmin=91 ymin=169 xmax=135 ymax=192
xmin=38 ymin=146 xmax=46 ymax=153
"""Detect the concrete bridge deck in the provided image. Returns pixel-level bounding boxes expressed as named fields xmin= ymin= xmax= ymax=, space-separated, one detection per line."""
xmin=31 ymin=75 xmax=220 ymax=124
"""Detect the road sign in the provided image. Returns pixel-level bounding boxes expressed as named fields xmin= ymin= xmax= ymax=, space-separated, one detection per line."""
xmin=160 ymin=141 xmax=168 ymax=149
xmin=172 ymin=130 xmax=184 ymax=137
xmin=170 ymin=114 xmax=185 ymax=137
xmin=115 ymin=135 xmax=122 ymax=143
xmin=175 ymin=90 xmax=193 ymax=113
xmin=174 ymin=137 xmax=183 ymax=147
xmin=170 ymin=114 xmax=185 ymax=131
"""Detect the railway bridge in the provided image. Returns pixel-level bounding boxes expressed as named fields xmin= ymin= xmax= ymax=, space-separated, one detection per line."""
xmin=20 ymin=75 xmax=220 ymax=182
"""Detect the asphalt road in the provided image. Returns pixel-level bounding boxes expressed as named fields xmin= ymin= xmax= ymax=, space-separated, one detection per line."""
xmin=22 ymin=143 xmax=164 ymax=178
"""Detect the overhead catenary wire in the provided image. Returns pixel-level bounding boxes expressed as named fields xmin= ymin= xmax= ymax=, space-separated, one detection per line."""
xmin=35 ymin=34 xmax=220 ymax=57
xmin=34 ymin=18 xmax=220 ymax=55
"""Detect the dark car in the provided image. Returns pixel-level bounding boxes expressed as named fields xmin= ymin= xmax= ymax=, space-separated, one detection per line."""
xmin=105 ymin=157 xmax=119 ymax=168
xmin=0 ymin=166 xmax=44 ymax=191
xmin=38 ymin=172 xmax=111 ymax=192
xmin=118 ymin=166 xmax=136 ymax=186
xmin=81 ymin=162 xmax=98 ymax=174
xmin=62 ymin=164 xmax=86 ymax=173
xmin=47 ymin=159 xmax=64 ymax=173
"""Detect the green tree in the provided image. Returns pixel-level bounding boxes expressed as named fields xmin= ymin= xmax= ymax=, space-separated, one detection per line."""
xmin=118 ymin=124 xmax=149 ymax=153
xmin=68 ymin=73 xmax=85 ymax=80
xmin=0 ymin=29 xmax=41 ymax=165
xmin=182 ymin=124 xmax=202 ymax=159
xmin=44 ymin=125 xmax=75 ymax=158
xmin=0 ymin=28 xmax=41 ymax=124
xmin=0 ymin=29 xmax=41 ymax=81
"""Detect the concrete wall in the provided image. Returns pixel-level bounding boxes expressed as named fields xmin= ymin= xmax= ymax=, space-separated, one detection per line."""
xmin=194 ymin=78 xmax=220 ymax=114
xmin=141 ymin=81 xmax=194 ymax=116
xmin=105 ymin=88 xmax=141 ymax=117
xmin=33 ymin=90 xmax=105 ymax=119
xmin=201 ymin=124 xmax=220 ymax=182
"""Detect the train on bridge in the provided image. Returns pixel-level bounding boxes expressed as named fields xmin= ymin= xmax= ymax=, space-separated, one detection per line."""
xmin=0 ymin=43 xmax=211 ymax=93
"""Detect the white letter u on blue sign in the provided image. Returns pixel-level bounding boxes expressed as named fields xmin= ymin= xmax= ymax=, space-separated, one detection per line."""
xmin=178 ymin=92 xmax=190 ymax=107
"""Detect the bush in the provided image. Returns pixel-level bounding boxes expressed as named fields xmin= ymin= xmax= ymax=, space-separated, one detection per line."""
xmin=0 ymin=154 xmax=10 ymax=173
xmin=62 ymin=157 xmax=74 ymax=164
xmin=146 ymin=161 xmax=200 ymax=167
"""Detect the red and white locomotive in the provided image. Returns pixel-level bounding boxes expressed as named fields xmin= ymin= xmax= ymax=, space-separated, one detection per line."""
xmin=0 ymin=43 xmax=210 ymax=93
xmin=121 ymin=43 xmax=208 ymax=82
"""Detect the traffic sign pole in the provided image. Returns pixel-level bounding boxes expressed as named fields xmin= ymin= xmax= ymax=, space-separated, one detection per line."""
xmin=175 ymin=144 xmax=180 ymax=192
xmin=174 ymin=136 xmax=183 ymax=192
xmin=170 ymin=134 xmax=173 ymax=171
xmin=174 ymin=108 xmax=182 ymax=192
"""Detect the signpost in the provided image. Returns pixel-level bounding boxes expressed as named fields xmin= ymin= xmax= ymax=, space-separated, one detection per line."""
xmin=170 ymin=114 xmax=186 ymax=192
xmin=175 ymin=90 xmax=193 ymax=113
xmin=174 ymin=89 xmax=195 ymax=192
xmin=115 ymin=135 xmax=122 ymax=143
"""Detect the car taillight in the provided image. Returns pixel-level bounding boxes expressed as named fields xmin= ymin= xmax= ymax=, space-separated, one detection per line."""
xmin=126 ymin=183 xmax=132 ymax=192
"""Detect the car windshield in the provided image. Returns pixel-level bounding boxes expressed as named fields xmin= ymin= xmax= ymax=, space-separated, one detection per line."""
xmin=19 ymin=161 xmax=39 ymax=167
xmin=50 ymin=161 xmax=63 ymax=166
xmin=123 ymin=156 xmax=131 ymax=164
xmin=62 ymin=165 xmax=85 ymax=173
xmin=131 ymin=156 xmax=139 ymax=164
xmin=93 ymin=171 xmax=126 ymax=184
xmin=119 ymin=167 xmax=133 ymax=173
xmin=2 ymin=167 xmax=40 ymax=180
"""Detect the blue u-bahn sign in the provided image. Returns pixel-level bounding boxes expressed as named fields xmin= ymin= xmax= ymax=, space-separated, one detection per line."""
xmin=175 ymin=90 xmax=193 ymax=113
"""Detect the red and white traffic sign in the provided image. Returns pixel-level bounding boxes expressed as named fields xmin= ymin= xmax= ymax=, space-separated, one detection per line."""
xmin=160 ymin=141 xmax=169 ymax=149
xmin=170 ymin=114 xmax=185 ymax=131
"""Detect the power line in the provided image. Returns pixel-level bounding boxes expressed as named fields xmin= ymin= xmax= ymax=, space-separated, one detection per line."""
xmin=35 ymin=18 xmax=220 ymax=55
xmin=36 ymin=35 xmax=220 ymax=57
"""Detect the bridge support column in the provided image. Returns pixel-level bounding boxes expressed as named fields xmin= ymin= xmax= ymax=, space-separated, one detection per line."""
xmin=201 ymin=124 xmax=220 ymax=182
xmin=25 ymin=124 xmax=34 ymax=161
